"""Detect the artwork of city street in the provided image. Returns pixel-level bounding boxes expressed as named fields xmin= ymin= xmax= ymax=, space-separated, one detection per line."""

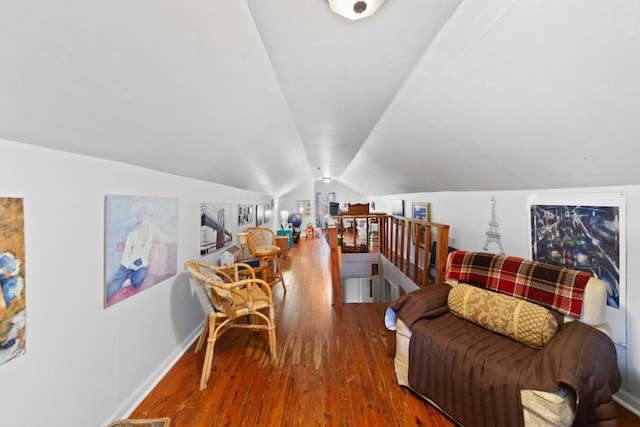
xmin=531 ymin=204 xmax=620 ymax=308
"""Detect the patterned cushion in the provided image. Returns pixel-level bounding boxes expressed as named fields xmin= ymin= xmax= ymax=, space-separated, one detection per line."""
xmin=446 ymin=251 xmax=590 ymax=318
xmin=448 ymin=283 xmax=559 ymax=349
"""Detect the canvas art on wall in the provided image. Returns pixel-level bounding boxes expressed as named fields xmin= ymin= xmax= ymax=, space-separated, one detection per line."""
xmin=256 ymin=204 xmax=264 ymax=226
xmin=264 ymin=202 xmax=271 ymax=224
xmin=391 ymin=200 xmax=405 ymax=217
xmin=104 ymin=195 xmax=178 ymax=308
xmin=201 ymin=202 xmax=233 ymax=255
xmin=237 ymin=204 xmax=253 ymax=227
xmin=0 ymin=197 xmax=26 ymax=366
xmin=412 ymin=202 xmax=431 ymax=248
xmin=528 ymin=193 xmax=626 ymax=345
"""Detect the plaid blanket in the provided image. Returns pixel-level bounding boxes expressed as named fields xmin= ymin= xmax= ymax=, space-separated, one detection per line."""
xmin=446 ymin=251 xmax=591 ymax=318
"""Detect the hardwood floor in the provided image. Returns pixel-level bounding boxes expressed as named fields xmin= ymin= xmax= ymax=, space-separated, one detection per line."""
xmin=132 ymin=234 xmax=640 ymax=426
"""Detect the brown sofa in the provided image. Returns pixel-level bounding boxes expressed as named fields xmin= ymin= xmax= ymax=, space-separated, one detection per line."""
xmin=386 ymin=251 xmax=621 ymax=427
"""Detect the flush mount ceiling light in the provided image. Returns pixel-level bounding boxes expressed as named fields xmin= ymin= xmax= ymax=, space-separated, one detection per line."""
xmin=328 ymin=0 xmax=387 ymax=20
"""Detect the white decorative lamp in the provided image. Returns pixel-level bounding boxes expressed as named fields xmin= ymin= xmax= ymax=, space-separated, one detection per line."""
xmin=280 ymin=210 xmax=290 ymax=228
xmin=237 ymin=232 xmax=249 ymax=260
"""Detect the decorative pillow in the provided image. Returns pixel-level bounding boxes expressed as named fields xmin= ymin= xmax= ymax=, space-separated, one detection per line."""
xmin=448 ymin=283 xmax=559 ymax=349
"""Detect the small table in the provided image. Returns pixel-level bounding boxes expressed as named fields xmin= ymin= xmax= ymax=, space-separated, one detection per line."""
xmin=236 ymin=260 xmax=269 ymax=281
xmin=275 ymin=236 xmax=290 ymax=258
xmin=277 ymin=229 xmax=294 ymax=249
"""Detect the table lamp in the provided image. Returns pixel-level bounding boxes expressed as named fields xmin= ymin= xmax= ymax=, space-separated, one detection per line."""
xmin=237 ymin=232 xmax=249 ymax=260
xmin=280 ymin=210 xmax=290 ymax=228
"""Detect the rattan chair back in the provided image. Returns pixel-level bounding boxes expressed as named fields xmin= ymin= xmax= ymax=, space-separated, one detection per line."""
xmin=184 ymin=260 xmax=277 ymax=390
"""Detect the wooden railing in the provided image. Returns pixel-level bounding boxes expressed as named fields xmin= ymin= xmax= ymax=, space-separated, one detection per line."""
xmin=328 ymin=215 xmax=450 ymax=305
xmin=380 ymin=215 xmax=450 ymax=287
xmin=332 ymin=213 xmax=385 ymax=253
xmin=327 ymin=225 xmax=342 ymax=305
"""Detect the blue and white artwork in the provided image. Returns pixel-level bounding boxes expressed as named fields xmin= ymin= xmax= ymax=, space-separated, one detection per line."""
xmin=390 ymin=200 xmax=405 ymax=217
xmin=0 ymin=197 xmax=26 ymax=366
xmin=105 ymin=195 xmax=178 ymax=308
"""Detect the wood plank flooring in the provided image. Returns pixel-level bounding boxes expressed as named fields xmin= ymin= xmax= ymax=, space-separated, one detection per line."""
xmin=132 ymin=234 xmax=640 ymax=427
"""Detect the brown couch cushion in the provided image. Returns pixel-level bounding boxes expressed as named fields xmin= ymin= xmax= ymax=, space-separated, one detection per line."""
xmin=448 ymin=283 xmax=559 ymax=348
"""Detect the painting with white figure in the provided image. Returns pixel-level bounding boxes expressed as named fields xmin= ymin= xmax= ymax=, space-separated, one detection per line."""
xmin=104 ymin=195 xmax=178 ymax=308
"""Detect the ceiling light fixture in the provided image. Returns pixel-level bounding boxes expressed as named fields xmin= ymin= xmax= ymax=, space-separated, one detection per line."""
xmin=328 ymin=0 xmax=386 ymax=20
xmin=323 ymin=177 xmax=331 ymax=183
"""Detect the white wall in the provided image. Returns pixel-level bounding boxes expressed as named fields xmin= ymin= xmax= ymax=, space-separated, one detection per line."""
xmin=280 ymin=179 xmax=366 ymax=232
xmin=279 ymin=179 xmax=315 ymax=231
xmin=0 ymin=137 xmax=272 ymax=427
xmin=314 ymin=180 xmax=365 ymax=211
xmin=368 ymin=187 xmax=640 ymax=415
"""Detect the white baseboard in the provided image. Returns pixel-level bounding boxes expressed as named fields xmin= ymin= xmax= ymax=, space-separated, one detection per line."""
xmin=614 ymin=389 xmax=640 ymax=418
xmin=101 ymin=323 xmax=202 ymax=426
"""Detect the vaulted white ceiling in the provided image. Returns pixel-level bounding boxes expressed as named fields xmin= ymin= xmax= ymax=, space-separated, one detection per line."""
xmin=1 ymin=0 xmax=639 ymax=197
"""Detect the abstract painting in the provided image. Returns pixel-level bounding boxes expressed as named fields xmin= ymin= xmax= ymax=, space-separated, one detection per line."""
xmin=0 ymin=197 xmax=26 ymax=366
xmin=528 ymin=193 xmax=626 ymax=345
xmin=105 ymin=195 xmax=178 ymax=308
xmin=200 ymin=202 xmax=232 ymax=255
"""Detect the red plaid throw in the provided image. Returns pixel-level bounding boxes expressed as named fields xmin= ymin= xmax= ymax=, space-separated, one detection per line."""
xmin=446 ymin=251 xmax=591 ymax=318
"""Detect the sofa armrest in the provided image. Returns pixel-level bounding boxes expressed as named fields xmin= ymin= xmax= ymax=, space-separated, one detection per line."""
xmin=387 ymin=283 xmax=451 ymax=329
xmin=575 ymin=277 xmax=607 ymax=326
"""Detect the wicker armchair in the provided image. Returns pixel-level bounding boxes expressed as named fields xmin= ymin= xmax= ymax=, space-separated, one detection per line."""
xmin=244 ymin=227 xmax=286 ymax=293
xmin=184 ymin=261 xmax=277 ymax=390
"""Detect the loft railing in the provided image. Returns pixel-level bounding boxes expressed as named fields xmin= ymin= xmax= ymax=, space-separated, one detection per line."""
xmin=327 ymin=215 xmax=450 ymax=305
xmin=327 ymin=224 xmax=342 ymax=305
xmin=380 ymin=215 xmax=450 ymax=287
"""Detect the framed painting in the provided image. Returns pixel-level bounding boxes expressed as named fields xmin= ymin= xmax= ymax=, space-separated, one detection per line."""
xmin=237 ymin=204 xmax=253 ymax=227
xmin=201 ymin=202 xmax=233 ymax=255
xmin=256 ymin=204 xmax=264 ymax=226
xmin=104 ymin=195 xmax=178 ymax=308
xmin=296 ymin=200 xmax=311 ymax=216
xmin=390 ymin=200 xmax=405 ymax=217
xmin=0 ymin=197 xmax=26 ymax=366
xmin=412 ymin=202 xmax=431 ymax=248
xmin=528 ymin=193 xmax=626 ymax=345
xmin=264 ymin=202 xmax=271 ymax=224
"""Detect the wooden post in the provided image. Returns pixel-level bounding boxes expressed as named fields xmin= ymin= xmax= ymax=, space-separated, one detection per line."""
xmin=433 ymin=224 xmax=450 ymax=284
xmin=422 ymin=226 xmax=432 ymax=287
xmin=327 ymin=225 xmax=342 ymax=306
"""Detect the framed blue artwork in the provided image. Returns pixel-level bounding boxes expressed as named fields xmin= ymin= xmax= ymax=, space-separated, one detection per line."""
xmin=528 ymin=193 xmax=626 ymax=345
